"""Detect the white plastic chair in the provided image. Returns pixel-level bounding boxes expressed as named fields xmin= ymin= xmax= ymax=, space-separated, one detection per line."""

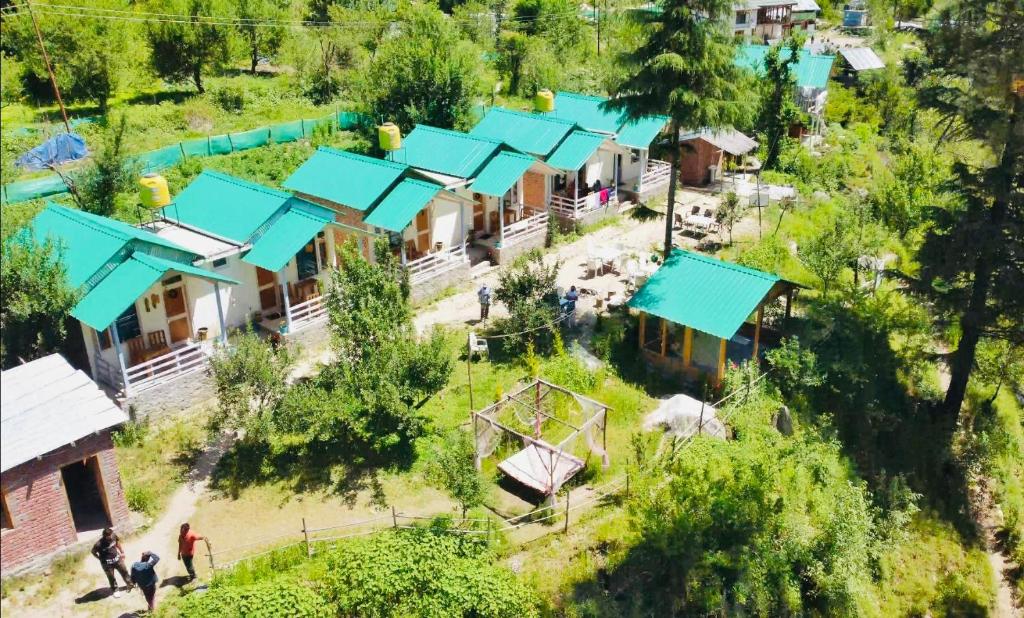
xmin=468 ymin=332 xmax=489 ymax=359
xmin=625 ymin=259 xmax=640 ymax=290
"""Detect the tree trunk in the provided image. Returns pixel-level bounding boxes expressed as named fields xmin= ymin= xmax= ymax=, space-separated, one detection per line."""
xmin=942 ymin=94 xmax=1021 ymax=420
xmin=251 ymin=47 xmax=259 ymax=75
xmin=664 ymin=122 xmax=680 ymax=259
xmin=193 ymin=66 xmax=205 ymax=94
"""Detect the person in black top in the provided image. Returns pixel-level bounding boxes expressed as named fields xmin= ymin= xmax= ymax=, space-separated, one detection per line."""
xmin=91 ymin=528 xmax=133 ymax=597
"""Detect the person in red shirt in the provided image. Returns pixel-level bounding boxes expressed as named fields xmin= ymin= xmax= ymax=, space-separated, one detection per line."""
xmin=176 ymin=523 xmax=205 ymax=581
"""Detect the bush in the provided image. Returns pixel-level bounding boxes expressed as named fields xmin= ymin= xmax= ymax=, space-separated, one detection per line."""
xmin=124 ymin=484 xmax=158 ymax=516
xmin=211 ymin=84 xmax=248 ymax=113
xmin=177 ymin=579 xmax=330 ymax=618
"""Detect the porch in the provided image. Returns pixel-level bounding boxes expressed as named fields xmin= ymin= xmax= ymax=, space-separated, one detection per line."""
xmin=633 ymin=159 xmax=671 ymax=198
xmin=94 ymin=339 xmax=215 ymax=397
xmin=254 ymin=269 xmax=330 ymax=338
xmin=550 ymin=187 xmax=618 ymax=221
xmin=473 ymin=206 xmax=549 ymax=264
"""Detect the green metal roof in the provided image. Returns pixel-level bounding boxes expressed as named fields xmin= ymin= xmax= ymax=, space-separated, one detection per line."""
xmin=29 ymin=204 xmax=194 ymax=289
xmin=470 ymin=108 xmax=576 ymax=157
xmin=400 ymin=126 xmax=503 ymax=179
xmin=242 ymin=199 xmax=334 ymax=272
xmin=72 ymin=253 xmax=238 ymax=331
xmin=363 ymin=179 xmax=442 ymax=233
xmin=283 ymin=147 xmax=407 ymax=211
xmin=163 ymin=170 xmax=293 ymax=243
xmin=469 ymin=152 xmax=537 ymax=197
xmin=546 ymin=130 xmax=607 ymax=171
xmin=550 ymin=92 xmax=623 ymax=134
xmin=627 ymin=249 xmax=780 ymax=340
xmin=735 ymin=45 xmax=835 ymax=89
xmin=616 ymin=116 xmax=669 ymax=149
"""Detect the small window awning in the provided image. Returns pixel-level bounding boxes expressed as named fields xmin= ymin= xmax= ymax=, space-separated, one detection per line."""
xmin=364 ymin=179 xmax=443 ymax=233
xmin=546 ymin=130 xmax=607 ymax=171
xmin=71 ymin=253 xmax=239 ymax=331
xmin=242 ymin=199 xmax=334 ymax=272
xmin=628 ymin=249 xmax=784 ymax=340
xmin=615 ymin=116 xmax=668 ymax=150
xmin=469 ymin=151 xmax=537 ymax=197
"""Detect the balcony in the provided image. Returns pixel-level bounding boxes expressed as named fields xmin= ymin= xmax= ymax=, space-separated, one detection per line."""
xmin=95 ymin=340 xmax=213 ymax=397
xmin=549 ymin=187 xmax=618 ymax=220
xmin=406 ymin=245 xmax=468 ymax=286
xmin=637 ymin=159 xmax=671 ymax=196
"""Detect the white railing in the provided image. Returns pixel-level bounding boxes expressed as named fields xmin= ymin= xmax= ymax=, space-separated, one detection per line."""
xmin=501 ymin=211 xmax=548 ymax=247
xmin=123 ymin=341 xmax=211 ymax=395
xmin=549 ymin=187 xmax=618 ymax=220
xmin=638 ymin=159 xmax=671 ymax=193
xmin=406 ymin=246 xmax=466 ymax=286
xmin=287 ymin=295 xmax=327 ymax=332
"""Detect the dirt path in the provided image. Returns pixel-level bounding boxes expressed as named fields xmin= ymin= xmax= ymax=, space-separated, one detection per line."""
xmin=971 ymin=478 xmax=1023 ymax=617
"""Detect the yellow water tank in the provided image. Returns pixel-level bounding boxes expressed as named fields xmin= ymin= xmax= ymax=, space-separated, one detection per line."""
xmin=534 ymin=89 xmax=555 ymax=113
xmin=378 ymin=123 xmax=402 ymax=151
xmin=139 ymin=173 xmax=170 ymax=208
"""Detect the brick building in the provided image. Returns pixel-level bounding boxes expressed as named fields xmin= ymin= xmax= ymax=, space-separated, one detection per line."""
xmin=678 ymin=129 xmax=759 ymax=186
xmin=1 ymin=354 xmax=131 ymax=575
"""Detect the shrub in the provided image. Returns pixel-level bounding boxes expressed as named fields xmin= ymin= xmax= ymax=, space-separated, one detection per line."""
xmin=211 ymin=84 xmax=248 ymax=113
xmin=124 ymin=484 xmax=158 ymax=516
xmin=177 ymin=579 xmax=330 ymax=618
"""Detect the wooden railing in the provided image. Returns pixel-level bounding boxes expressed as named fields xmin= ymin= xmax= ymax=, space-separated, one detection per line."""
xmin=549 ymin=187 xmax=618 ymax=220
xmin=406 ymin=246 xmax=466 ymax=286
xmin=502 ymin=211 xmax=548 ymax=247
xmin=123 ymin=341 xmax=211 ymax=395
xmin=288 ymin=295 xmax=327 ymax=332
xmin=638 ymin=159 xmax=671 ymax=193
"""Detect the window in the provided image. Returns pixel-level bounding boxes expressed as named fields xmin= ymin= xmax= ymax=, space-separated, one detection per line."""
xmin=114 ymin=304 xmax=142 ymax=342
xmin=735 ymin=11 xmax=748 ymax=25
xmin=212 ymin=257 xmax=228 ymax=269
xmin=162 ymin=275 xmax=183 ymax=286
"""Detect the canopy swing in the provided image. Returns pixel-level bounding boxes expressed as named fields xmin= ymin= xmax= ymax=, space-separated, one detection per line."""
xmin=472 ymin=378 xmax=610 ymax=504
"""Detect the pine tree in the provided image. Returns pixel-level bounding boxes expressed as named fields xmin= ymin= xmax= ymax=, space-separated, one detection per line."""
xmin=917 ymin=0 xmax=1024 ymax=420
xmin=603 ymin=0 xmax=752 ymax=258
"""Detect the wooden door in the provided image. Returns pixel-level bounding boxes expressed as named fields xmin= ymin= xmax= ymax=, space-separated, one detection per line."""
xmin=473 ymin=194 xmax=486 ymax=232
xmin=256 ymin=267 xmax=279 ymax=312
xmin=523 ymin=172 xmax=545 ymax=208
xmin=162 ymin=281 xmax=191 ymax=344
xmin=415 ymin=209 xmax=431 ymax=253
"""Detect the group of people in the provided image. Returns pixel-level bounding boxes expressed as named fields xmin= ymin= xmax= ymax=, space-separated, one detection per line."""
xmin=90 ymin=522 xmax=205 ymax=612
xmin=476 ymin=284 xmax=580 ymax=326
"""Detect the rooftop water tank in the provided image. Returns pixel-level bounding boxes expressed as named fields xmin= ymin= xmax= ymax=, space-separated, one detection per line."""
xmin=139 ymin=173 xmax=170 ymax=208
xmin=378 ymin=123 xmax=402 ymax=151
xmin=534 ymin=89 xmax=555 ymax=113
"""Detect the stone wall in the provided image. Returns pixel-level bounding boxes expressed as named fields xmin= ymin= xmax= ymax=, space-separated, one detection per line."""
xmin=124 ymin=366 xmax=216 ymax=422
xmin=555 ymin=204 xmax=621 ymax=232
xmin=1 ymin=432 xmax=132 ymax=576
xmin=410 ymin=260 xmax=472 ymax=306
xmin=491 ymin=231 xmax=547 ymax=265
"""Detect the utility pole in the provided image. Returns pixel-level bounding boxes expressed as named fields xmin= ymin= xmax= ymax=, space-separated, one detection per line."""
xmin=26 ymin=1 xmax=71 ymax=133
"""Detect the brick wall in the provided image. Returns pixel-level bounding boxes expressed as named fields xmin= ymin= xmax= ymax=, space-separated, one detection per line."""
xmin=679 ymin=139 xmax=723 ymax=186
xmin=296 ymin=192 xmax=376 ymax=260
xmin=1 ymin=432 xmax=131 ymax=575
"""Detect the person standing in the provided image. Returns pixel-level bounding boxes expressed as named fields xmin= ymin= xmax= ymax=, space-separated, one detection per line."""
xmin=177 ymin=522 xmax=205 ymax=581
xmin=564 ymin=286 xmax=580 ymax=328
xmin=130 ymin=551 xmax=160 ymax=612
xmin=91 ymin=528 xmax=132 ymax=598
xmin=477 ymin=284 xmax=492 ymax=322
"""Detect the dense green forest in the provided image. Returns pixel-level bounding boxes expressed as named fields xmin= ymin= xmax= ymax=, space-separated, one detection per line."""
xmin=0 ymin=0 xmax=1021 ymax=615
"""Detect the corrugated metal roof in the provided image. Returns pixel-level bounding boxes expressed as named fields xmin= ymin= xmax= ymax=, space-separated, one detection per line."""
xmin=616 ymin=116 xmax=669 ymax=149
xmin=364 ymin=179 xmax=442 ymax=233
xmin=242 ymin=200 xmax=333 ymax=272
xmin=736 ymin=44 xmax=835 ymax=89
xmin=839 ymin=47 xmax=885 ymax=71
xmin=469 ymin=151 xmax=537 ymax=197
xmin=283 ymin=146 xmax=407 ymax=211
xmin=1 ymin=354 xmax=128 ymax=472
xmin=72 ymin=252 xmax=238 ymax=330
xmin=792 ymin=0 xmax=820 ymax=12
xmin=470 ymin=108 xmax=576 ymax=157
xmin=29 ymin=204 xmax=194 ymax=288
xmin=679 ymin=128 xmax=759 ymax=155
xmin=734 ymin=0 xmax=797 ymax=7
xmin=152 ymin=222 xmax=241 ymax=261
xmin=627 ymin=249 xmax=779 ymax=340
xmin=550 ymin=92 xmax=623 ymax=134
xmin=401 ymin=126 xmax=504 ymax=179
xmin=546 ymin=130 xmax=607 ymax=171
xmin=163 ymin=170 xmax=293 ymax=243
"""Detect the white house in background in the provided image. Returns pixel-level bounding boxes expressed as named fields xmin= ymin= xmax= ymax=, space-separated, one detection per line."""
xmin=731 ymin=0 xmax=798 ymax=42
xmin=161 ymin=170 xmax=337 ymax=339
xmin=27 ymin=204 xmax=238 ymax=398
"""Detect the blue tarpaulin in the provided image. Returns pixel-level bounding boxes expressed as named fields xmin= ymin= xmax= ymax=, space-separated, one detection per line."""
xmin=16 ymin=133 xmax=89 ymax=170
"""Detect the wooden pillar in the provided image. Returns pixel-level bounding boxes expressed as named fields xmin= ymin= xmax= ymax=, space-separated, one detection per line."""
xmin=716 ymin=337 xmax=727 ymax=385
xmin=785 ymin=288 xmax=794 ymax=321
xmin=659 ymin=319 xmax=668 ymax=357
xmin=682 ymin=327 xmax=693 ymax=370
xmin=638 ymin=313 xmax=647 ymax=351
xmin=752 ymin=305 xmax=763 ymax=360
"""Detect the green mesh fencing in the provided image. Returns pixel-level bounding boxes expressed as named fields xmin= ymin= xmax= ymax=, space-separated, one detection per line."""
xmin=271 ymin=120 xmax=305 ymax=143
xmin=230 ymin=126 xmax=271 ymax=151
xmin=2 ymin=112 xmax=370 ymax=204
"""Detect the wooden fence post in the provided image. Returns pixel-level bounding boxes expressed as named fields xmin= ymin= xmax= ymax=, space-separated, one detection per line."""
xmin=205 ymin=538 xmax=215 ymax=573
xmin=302 ymin=517 xmax=311 ymax=557
xmin=563 ymin=492 xmax=571 ymax=533
xmin=392 ymin=505 xmax=398 ymax=529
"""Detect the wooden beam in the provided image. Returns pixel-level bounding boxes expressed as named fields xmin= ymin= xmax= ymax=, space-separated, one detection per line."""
xmin=785 ymin=288 xmax=794 ymax=321
xmin=682 ymin=327 xmax=693 ymax=370
xmin=659 ymin=319 xmax=668 ymax=357
xmin=716 ymin=338 xmax=727 ymax=386
xmin=638 ymin=313 xmax=646 ymax=351
xmin=752 ymin=305 xmax=763 ymax=361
